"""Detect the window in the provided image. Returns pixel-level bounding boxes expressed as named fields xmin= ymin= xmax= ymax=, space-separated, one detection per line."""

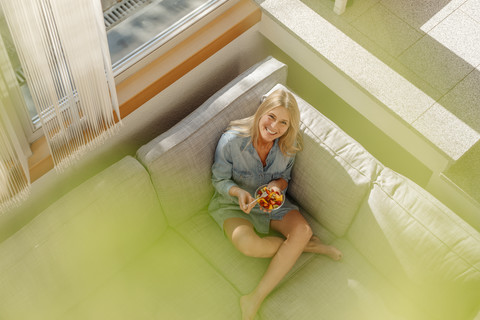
xmin=1 ymin=0 xmax=227 ymax=142
xmin=105 ymin=0 xmax=224 ymax=74
xmin=0 ymin=13 xmax=41 ymax=140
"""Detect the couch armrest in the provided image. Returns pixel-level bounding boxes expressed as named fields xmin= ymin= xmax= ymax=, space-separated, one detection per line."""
xmin=349 ymin=166 xmax=480 ymax=320
xmin=0 ymin=156 xmax=166 ymax=320
xmin=473 ymin=308 xmax=480 ymax=320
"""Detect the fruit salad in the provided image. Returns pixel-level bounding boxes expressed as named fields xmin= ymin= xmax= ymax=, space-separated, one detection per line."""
xmin=256 ymin=186 xmax=284 ymax=210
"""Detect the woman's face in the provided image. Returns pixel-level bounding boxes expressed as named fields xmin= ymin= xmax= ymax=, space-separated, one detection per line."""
xmin=258 ymin=106 xmax=290 ymax=143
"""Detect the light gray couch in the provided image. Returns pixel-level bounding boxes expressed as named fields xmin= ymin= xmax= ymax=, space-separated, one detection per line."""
xmin=1 ymin=57 xmax=479 ymax=320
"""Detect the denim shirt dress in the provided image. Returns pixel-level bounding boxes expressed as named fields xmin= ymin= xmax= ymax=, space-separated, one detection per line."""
xmin=208 ymin=130 xmax=299 ymax=234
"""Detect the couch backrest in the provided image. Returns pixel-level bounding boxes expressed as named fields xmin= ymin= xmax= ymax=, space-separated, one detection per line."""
xmin=348 ymin=167 xmax=480 ymax=320
xmin=0 ymin=156 xmax=166 ymax=320
xmin=264 ymin=84 xmax=383 ymax=237
xmin=136 ymin=56 xmax=288 ymax=227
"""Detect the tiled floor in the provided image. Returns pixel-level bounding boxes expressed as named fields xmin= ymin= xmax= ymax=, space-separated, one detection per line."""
xmin=300 ymin=0 xmax=480 ymax=202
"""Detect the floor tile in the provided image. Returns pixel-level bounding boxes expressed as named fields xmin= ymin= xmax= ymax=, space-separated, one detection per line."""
xmin=300 ymin=0 xmax=442 ymax=101
xmin=412 ymin=103 xmax=480 ymax=160
xmin=444 ymin=140 xmax=480 ymax=203
xmin=301 ymin=0 xmax=380 ymax=23
xmin=337 ymin=0 xmax=381 ymax=23
xmin=460 ymin=0 xmax=480 ymax=23
xmin=351 ymin=3 xmax=423 ymax=57
xmin=381 ymin=0 xmax=466 ymax=32
xmin=435 ymin=68 xmax=480 ymax=132
xmin=428 ymin=9 xmax=480 ymax=67
xmin=398 ymin=34 xmax=474 ymax=94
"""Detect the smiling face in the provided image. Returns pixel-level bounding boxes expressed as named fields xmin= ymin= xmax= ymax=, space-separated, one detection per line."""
xmin=258 ymin=106 xmax=290 ymax=144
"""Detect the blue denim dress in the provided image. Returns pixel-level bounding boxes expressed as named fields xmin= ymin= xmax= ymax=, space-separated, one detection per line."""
xmin=208 ymin=130 xmax=299 ymax=234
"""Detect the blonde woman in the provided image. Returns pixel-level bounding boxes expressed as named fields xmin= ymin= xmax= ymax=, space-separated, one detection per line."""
xmin=209 ymin=89 xmax=342 ymax=320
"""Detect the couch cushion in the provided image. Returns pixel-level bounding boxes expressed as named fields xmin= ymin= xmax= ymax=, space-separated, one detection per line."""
xmin=61 ymin=229 xmax=241 ymax=320
xmin=0 ymin=156 xmax=166 ymax=320
xmin=265 ymin=84 xmax=382 ymax=237
xmin=175 ymin=210 xmax=316 ymax=294
xmin=347 ymin=168 xmax=480 ymax=319
xmin=260 ymin=238 xmax=425 ymax=320
xmin=137 ymin=56 xmax=288 ymax=227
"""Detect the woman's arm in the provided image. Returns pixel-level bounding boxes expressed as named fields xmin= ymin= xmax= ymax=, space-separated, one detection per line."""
xmin=270 ymin=154 xmax=295 ymax=193
xmin=211 ymin=134 xmax=238 ymax=199
xmin=212 ymin=133 xmax=255 ymax=214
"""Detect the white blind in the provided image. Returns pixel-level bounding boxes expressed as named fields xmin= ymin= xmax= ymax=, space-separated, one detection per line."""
xmin=1 ymin=0 xmax=121 ymax=170
xmin=0 ymin=35 xmax=30 ymax=212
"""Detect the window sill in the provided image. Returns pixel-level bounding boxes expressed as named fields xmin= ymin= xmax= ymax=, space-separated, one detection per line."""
xmin=27 ymin=0 xmax=261 ymax=182
xmin=116 ymin=0 xmax=261 ymax=118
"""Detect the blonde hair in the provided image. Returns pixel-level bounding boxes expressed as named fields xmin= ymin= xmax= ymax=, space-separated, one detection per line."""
xmin=227 ymin=89 xmax=303 ymax=156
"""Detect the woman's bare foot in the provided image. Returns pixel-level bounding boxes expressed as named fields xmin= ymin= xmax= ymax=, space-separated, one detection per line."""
xmin=240 ymin=293 xmax=261 ymax=320
xmin=305 ymin=235 xmax=343 ymax=260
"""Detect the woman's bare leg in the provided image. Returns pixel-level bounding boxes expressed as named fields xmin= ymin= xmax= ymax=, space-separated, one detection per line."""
xmin=223 ymin=218 xmax=284 ymax=258
xmin=224 ymin=214 xmax=342 ymax=320
xmin=240 ymin=210 xmax=313 ymax=320
xmin=224 ymin=217 xmax=342 ymax=260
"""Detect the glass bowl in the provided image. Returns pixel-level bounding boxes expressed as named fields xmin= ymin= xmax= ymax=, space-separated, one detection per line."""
xmin=255 ymin=185 xmax=285 ymax=211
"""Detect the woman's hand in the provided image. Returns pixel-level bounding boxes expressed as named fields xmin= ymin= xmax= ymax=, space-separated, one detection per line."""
xmin=229 ymin=186 xmax=256 ymax=214
xmin=267 ymin=179 xmax=286 ymax=194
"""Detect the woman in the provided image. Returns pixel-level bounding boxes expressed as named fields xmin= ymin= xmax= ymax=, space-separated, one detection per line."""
xmin=209 ymin=89 xmax=342 ymax=320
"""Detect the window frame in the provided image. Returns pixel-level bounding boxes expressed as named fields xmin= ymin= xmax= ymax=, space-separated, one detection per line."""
xmin=113 ymin=0 xmax=240 ymax=83
xmin=111 ymin=0 xmax=231 ymax=80
xmin=26 ymin=0 xmax=260 ymax=181
xmin=17 ymin=0 xmax=237 ymax=143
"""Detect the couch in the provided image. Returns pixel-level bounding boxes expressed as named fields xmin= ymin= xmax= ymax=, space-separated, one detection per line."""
xmin=1 ymin=57 xmax=479 ymax=320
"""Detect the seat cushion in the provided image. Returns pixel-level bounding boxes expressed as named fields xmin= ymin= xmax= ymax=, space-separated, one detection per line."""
xmin=260 ymin=238 xmax=425 ymax=320
xmin=175 ymin=210 xmax=318 ymax=295
xmin=348 ymin=168 xmax=480 ymax=319
xmin=61 ymin=230 xmax=241 ymax=320
xmin=0 ymin=156 xmax=166 ymax=320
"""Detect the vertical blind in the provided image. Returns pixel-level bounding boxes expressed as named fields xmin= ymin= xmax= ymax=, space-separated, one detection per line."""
xmin=0 ymin=115 xmax=29 ymax=212
xmin=0 ymin=34 xmax=30 ymax=211
xmin=0 ymin=0 xmax=121 ymax=171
